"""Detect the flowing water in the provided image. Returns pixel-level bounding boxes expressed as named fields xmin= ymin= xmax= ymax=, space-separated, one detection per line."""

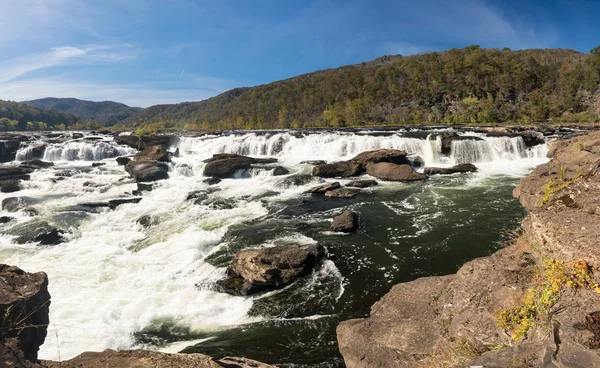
xmin=0 ymin=130 xmax=548 ymax=367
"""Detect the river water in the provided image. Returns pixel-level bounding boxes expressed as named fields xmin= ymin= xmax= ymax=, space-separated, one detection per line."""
xmin=0 ymin=129 xmax=548 ymax=367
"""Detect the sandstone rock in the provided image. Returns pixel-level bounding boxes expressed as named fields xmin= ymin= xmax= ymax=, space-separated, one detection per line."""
xmin=2 ymin=197 xmax=37 ymax=212
xmin=0 ymin=167 xmax=33 ymax=181
xmin=366 ymin=163 xmax=427 ymax=182
xmin=324 ymin=188 xmax=359 ymax=198
xmin=312 ymin=161 xmax=362 ymax=178
xmin=346 ymin=179 xmax=378 ymax=188
xmin=1 ymin=179 xmax=21 ymax=193
xmin=279 ymin=174 xmax=316 ymax=188
xmin=308 ymin=182 xmax=341 ymax=194
xmin=115 ymin=135 xmax=179 ymax=150
xmin=423 ymin=163 xmax=478 ymax=175
xmin=108 ymin=198 xmax=142 ymax=209
xmin=203 ymin=177 xmax=222 ymax=185
xmin=0 ymin=264 xmax=50 ymax=364
xmin=330 ymin=211 xmax=359 ymax=232
xmin=71 ymin=132 xmax=84 ymax=139
xmin=134 ymin=145 xmax=170 ymax=162
xmin=11 ymin=221 xmax=65 ymax=245
xmin=203 ymin=154 xmax=277 ymax=178
xmin=0 ymin=134 xmax=29 ymax=163
xmin=116 ymin=156 xmax=132 ymax=166
xmin=125 ymin=161 xmax=169 ymax=182
xmin=350 ymin=149 xmax=409 ymax=168
xmin=224 ymin=244 xmax=325 ymax=295
xmin=20 ymin=160 xmax=54 ymax=170
xmin=272 ymin=166 xmax=290 ymax=176
xmin=300 ymin=160 xmax=327 ymax=165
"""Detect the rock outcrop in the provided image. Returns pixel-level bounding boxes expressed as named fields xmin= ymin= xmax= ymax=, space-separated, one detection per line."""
xmin=134 ymin=145 xmax=170 ymax=162
xmin=0 ymin=134 xmax=29 ymax=163
xmin=330 ymin=211 xmax=359 ymax=232
xmin=346 ymin=179 xmax=378 ymax=188
xmin=312 ymin=149 xmax=409 ymax=178
xmin=203 ymin=154 xmax=278 ymax=178
xmin=365 ymin=163 xmax=427 ymax=182
xmin=125 ymin=161 xmax=169 ymax=182
xmin=0 ymin=265 xmax=50 ymax=366
xmin=115 ymin=135 xmax=179 ymax=150
xmin=337 ymin=130 xmax=600 ymax=367
xmin=223 ymin=244 xmax=325 ymax=295
xmin=423 ymin=163 xmax=478 ymax=175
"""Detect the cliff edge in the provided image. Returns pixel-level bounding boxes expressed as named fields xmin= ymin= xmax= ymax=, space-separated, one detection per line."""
xmin=337 ymin=131 xmax=600 ymax=367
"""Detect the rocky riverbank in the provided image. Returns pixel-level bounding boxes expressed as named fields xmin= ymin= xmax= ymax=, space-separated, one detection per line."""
xmin=337 ymin=130 xmax=600 ymax=367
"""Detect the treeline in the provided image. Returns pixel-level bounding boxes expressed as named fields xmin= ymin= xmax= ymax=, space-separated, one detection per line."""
xmin=0 ymin=100 xmax=101 ymax=131
xmin=121 ymin=45 xmax=600 ymax=130
xmin=25 ymin=98 xmax=142 ymax=127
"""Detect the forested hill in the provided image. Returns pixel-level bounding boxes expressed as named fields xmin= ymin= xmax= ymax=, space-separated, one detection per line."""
xmin=0 ymin=100 xmax=87 ymax=130
xmin=121 ymin=46 xmax=600 ymax=130
xmin=25 ymin=97 xmax=142 ymax=127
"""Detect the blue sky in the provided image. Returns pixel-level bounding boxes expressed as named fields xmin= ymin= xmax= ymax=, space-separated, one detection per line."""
xmin=0 ymin=0 xmax=598 ymax=107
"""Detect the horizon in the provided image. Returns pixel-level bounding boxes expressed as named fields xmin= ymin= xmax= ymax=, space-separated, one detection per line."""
xmin=1 ymin=0 xmax=600 ymax=108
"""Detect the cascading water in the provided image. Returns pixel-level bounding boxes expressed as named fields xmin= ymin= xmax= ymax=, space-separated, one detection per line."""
xmin=0 ymin=129 xmax=551 ymax=367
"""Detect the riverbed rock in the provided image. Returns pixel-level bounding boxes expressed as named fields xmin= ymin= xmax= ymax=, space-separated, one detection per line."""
xmin=330 ymin=211 xmax=359 ymax=232
xmin=0 ymin=216 xmax=14 ymax=224
xmin=2 ymin=197 xmax=37 ymax=212
xmin=43 ymin=349 xmax=276 ymax=368
xmin=72 ymin=132 xmax=84 ymax=139
xmin=203 ymin=154 xmax=278 ymax=178
xmin=108 ymin=198 xmax=142 ymax=209
xmin=125 ymin=161 xmax=169 ymax=182
xmin=324 ymin=188 xmax=359 ymax=198
xmin=203 ymin=177 xmax=222 ymax=185
xmin=272 ymin=166 xmax=290 ymax=176
xmin=0 ymin=134 xmax=29 ymax=163
xmin=366 ymin=163 xmax=427 ymax=182
xmin=346 ymin=179 xmax=378 ymax=188
xmin=301 ymin=160 xmax=327 ymax=165
xmin=0 ymin=264 xmax=50 ymax=364
xmin=224 ymin=244 xmax=325 ymax=295
xmin=20 ymin=160 xmax=54 ymax=170
xmin=134 ymin=145 xmax=170 ymax=162
xmin=0 ymin=167 xmax=33 ymax=181
xmin=308 ymin=182 xmax=341 ymax=194
xmin=11 ymin=221 xmax=65 ymax=245
xmin=116 ymin=156 xmax=131 ymax=166
xmin=423 ymin=163 xmax=478 ymax=175
xmin=351 ymin=149 xmax=410 ymax=168
xmin=312 ymin=161 xmax=362 ymax=178
xmin=1 ymin=179 xmax=21 ymax=193
xmin=280 ymin=174 xmax=316 ymax=188
xmin=115 ymin=135 xmax=180 ymax=150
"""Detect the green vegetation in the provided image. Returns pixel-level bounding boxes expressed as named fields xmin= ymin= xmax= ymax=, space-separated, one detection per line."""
xmin=539 ymin=167 xmax=583 ymax=206
xmin=26 ymin=97 xmax=142 ymax=127
xmin=0 ymin=100 xmax=102 ymax=131
xmin=120 ymin=45 xmax=600 ymax=130
xmin=497 ymin=258 xmax=599 ymax=340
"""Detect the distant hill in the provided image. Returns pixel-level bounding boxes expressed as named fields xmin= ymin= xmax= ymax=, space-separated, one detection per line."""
xmin=0 ymin=100 xmax=82 ymax=130
xmin=26 ymin=97 xmax=142 ymax=127
xmin=120 ymin=46 xmax=600 ymax=129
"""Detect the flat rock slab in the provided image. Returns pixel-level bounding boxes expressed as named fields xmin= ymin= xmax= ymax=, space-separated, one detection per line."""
xmin=308 ymin=182 xmax=341 ymax=194
xmin=324 ymin=188 xmax=359 ymax=198
xmin=366 ymin=163 xmax=427 ymax=182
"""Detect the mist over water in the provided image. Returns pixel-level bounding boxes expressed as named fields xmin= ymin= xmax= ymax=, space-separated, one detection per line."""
xmin=1 ymin=130 xmax=548 ymax=367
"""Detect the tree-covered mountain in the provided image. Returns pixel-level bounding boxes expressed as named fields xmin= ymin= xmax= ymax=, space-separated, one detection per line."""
xmin=121 ymin=46 xmax=600 ymax=130
xmin=26 ymin=97 xmax=142 ymax=127
xmin=0 ymin=100 xmax=88 ymax=130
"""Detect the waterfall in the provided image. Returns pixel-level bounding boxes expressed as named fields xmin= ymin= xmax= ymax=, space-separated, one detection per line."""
xmin=178 ymin=131 xmax=547 ymax=167
xmin=42 ymin=141 xmax=136 ymax=161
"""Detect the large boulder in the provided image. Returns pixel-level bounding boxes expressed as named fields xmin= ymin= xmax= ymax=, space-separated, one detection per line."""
xmin=116 ymin=156 xmax=131 ymax=166
xmin=10 ymin=222 xmax=65 ymax=245
xmin=312 ymin=161 xmax=361 ymax=178
xmin=1 ymin=179 xmax=21 ymax=193
xmin=2 ymin=197 xmax=37 ymax=212
xmin=423 ymin=163 xmax=478 ymax=175
xmin=308 ymin=182 xmax=341 ymax=194
xmin=346 ymin=179 xmax=378 ymax=188
xmin=0 ymin=167 xmax=33 ymax=181
xmin=351 ymin=149 xmax=409 ymax=168
xmin=366 ymin=163 xmax=428 ymax=182
xmin=134 ymin=145 xmax=170 ymax=162
xmin=115 ymin=135 xmax=179 ymax=150
xmin=224 ymin=244 xmax=325 ymax=295
xmin=331 ymin=211 xmax=359 ymax=232
xmin=203 ymin=154 xmax=277 ymax=178
xmin=0 ymin=134 xmax=29 ymax=163
xmin=0 ymin=265 xmax=50 ymax=364
xmin=125 ymin=161 xmax=169 ymax=182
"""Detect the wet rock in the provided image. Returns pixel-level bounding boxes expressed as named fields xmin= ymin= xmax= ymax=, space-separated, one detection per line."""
xmin=1 ymin=179 xmax=21 ymax=193
xmin=346 ymin=179 xmax=378 ymax=188
xmin=108 ymin=198 xmax=142 ymax=209
xmin=203 ymin=154 xmax=277 ymax=178
xmin=115 ymin=134 xmax=180 ymax=150
xmin=136 ymin=183 xmax=153 ymax=192
xmin=71 ymin=132 xmax=84 ymax=139
xmin=279 ymin=174 xmax=316 ymax=188
xmin=0 ymin=134 xmax=29 ymax=163
xmin=331 ymin=211 xmax=359 ymax=232
xmin=423 ymin=163 xmax=478 ymax=175
xmin=300 ymin=160 xmax=327 ymax=165
xmin=22 ymin=208 xmax=39 ymax=217
xmin=203 ymin=177 xmax=222 ymax=185
xmin=0 ymin=264 xmax=50 ymax=364
xmin=91 ymin=162 xmax=105 ymax=167
xmin=272 ymin=166 xmax=290 ymax=176
xmin=433 ymin=132 xmax=484 ymax=155
xmin=171 ymin=147 xmax=180 ymax=157
xmin=0 ymin=216 xmax=15 ymax=224
xmin=224 ymin=244 xmax=325 ymax=295
xmin=324 ymin=188 xmax=359 ymax=198
xmin=125 ymin=161 xmax=169 ymax=182
xmin=20 ymin=160 xmax=54 ymax=170
xmin=134 ymin=145 xmax=170 ymax=162
xmin=2 ymin=197 xmax=37 ymax=212
xmin=410 ymin=156 xmax=425 ymax=168
xmin=351 ymin=149 xmax=409 ymax=168
xmin=204 ymin=198 xmax=235 ymax=210
xmin=366 ymin=163 xmax=428 ymax=182
xmin=308 ymin=182 xmax=341 ymax=194
xmin=136 ymin=215 xmax=155 ymax=228
xmin=0 ymin=167 xmax=33 ymax=181
xmin=116 ymin=156 xmax=131 ymax=166
xmin=519 ymin=130 xmax=545 ymax=147
xmin=312 ymin=161 xmax=362 ymax=178
xmin=11 ymin=221 xmax=65 ymax=245
xmin=186 ymin=190 xmax=210 ymax=205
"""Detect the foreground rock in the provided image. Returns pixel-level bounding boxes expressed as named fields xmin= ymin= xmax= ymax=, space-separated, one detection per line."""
xmin=330 ymin=211 xmax=359 ymax=232
xmin=0 ymin=265 xmax=50 ymax=365
xmin=346 ymin=179 xmax=378 ymax=188
xmin=423 ymin=163 xmax=478 ymax=175
xmin=44 ymin=349 xmax=276 ymax=368
xmin=324 ymin=188 xmax=359 ymax=198
xmin=20 ymin=160 xmax=54 ymax=170
xmin=308 ymin=182 xmax=340 ymax=194
xmin=125 ymin=161 xmax=169 ymax=182
xmin=1 ymin=179 xmax=21 ymax=193
xmin=366 ymin=163 xmax=427 ymax=182
xmin=0 ymin=134 xmax=29 ymax=162
xmin=10 ymin=221 xmax=65 ymax=245
xmin=115 ymin=134 xmax=179 ymax=150
xmin=203 ymin=154 xmax=278 ymax=178
xmin=133 ymin=145 xmax=170 ymax=162
xmin=224 ymin=244 xmax=325 ymax=295
xmin=0 ymin=167 xmax=34 ymax=181
xmin=337 ymin=130 xmax=600 ymax=367
xmin=312 ymin=149 xmax=409 ymax=178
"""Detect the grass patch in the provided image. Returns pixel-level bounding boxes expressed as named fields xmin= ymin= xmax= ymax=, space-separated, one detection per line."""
xmin=538 ymin=167 xmax=583 ymax=207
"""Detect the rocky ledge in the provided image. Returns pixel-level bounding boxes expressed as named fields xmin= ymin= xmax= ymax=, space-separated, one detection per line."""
xmin=337 ymin=130 xmax=600 ymax=367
